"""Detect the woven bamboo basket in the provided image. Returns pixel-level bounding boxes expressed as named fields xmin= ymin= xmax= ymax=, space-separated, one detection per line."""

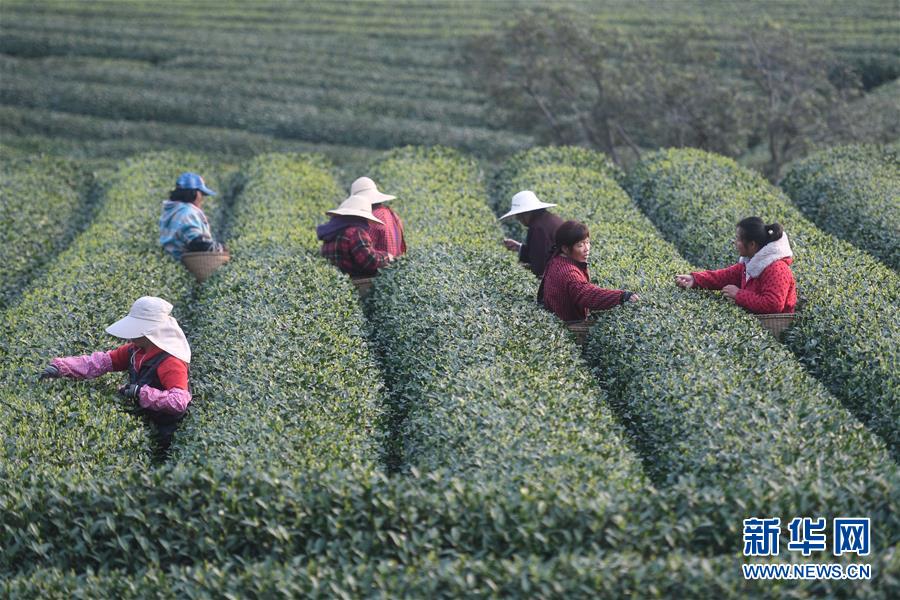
xmin=181 ymin=251 xmax=230 ymax=283
xmin=755 ymin=313 xmax=797 ymax=339
xmin=565 ymin=319 xmax=596 ymax=346
xmin=351 ymin=276 xmax=375 ymax=297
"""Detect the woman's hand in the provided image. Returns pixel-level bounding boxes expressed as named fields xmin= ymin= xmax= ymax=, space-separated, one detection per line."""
xmin=722 ymin=285 xmax=740 ymax=301
xmin=627 ymin=293 xmax=640 ymax=303
xmin=38 ymin=364 xmax=61 ymax=380
xmin=502 ymin=238 xmax=522 ymax=252
xmin=674 ymin=274 xmax=694 ymax=289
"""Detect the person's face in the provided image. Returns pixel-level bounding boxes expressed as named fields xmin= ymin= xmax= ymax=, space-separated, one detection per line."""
xmin=565 ymin=237 xmax=591 ymax=263
xmin=734 ymin=227 xmax=758 ymax=258
xmin=515 ymin=212 xmax=531 ymax=227
xmin=130 ymin=336 xmax=151 ymax=350
xmin=194 ymin=190 xmax=204 ymax=206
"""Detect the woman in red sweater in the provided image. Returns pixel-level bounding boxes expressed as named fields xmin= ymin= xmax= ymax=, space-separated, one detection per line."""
xmin=39 ymin=296 xmax=192 ymax=455
xmin=675 ymin=217 xmax=796 ymax=314
xmin=538 ymin=220 xmax=639 ymax=321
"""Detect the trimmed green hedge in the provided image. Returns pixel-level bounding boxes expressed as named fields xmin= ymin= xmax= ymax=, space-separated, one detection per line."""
xmin=494 ymin=150 xmax=899 ymax=545
xmin=0 ymin=152 xmax=229 ymax=482
xmin=367 ymin=247 xmax=646 ymax=494
xmin=365 ymin=145 xmax=644 ymax=489
xmin=10 ymin=550 xmax=895 ymax=599
xmin=0 ymin=154 xmax=94 ymax=310
xmin=367 ymin=146 xmax=499 ymax=249
xmin=172 ymin=154 xmax=385 ymax=471
xmin=626 ymin=148 xmax=900 ymax=459
xmin=781 ymin=144 xmax=899 ymax=271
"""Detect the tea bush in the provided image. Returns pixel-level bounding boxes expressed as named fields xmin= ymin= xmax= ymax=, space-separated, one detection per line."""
xmin=172 ymin=154 xmax=385 ymax=471
xmin=781 ymin=144 xmax=900 ymax=270
xmin=626 ymin=148 xmax=900 ymax=459
xmin=11 ymin=549 xmax=894 ymax=599
xmin=0 ymin=155 xmax=94 ymax=310
xmin=0 ymin=152 xmax=227 ymax=481
xmin=367 ymin=145 xmax=499 ymax=249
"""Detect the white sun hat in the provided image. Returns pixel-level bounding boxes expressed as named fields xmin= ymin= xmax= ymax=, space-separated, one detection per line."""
xmin=105 ymin=296 xmax=192 ymax=363
xmin=499 ymin=190 xmax=557 ymax=221
xmin=326 ymin=194 xmax=384 ymax=224
xmin=350 ymin=176 xmax=396 ymax=204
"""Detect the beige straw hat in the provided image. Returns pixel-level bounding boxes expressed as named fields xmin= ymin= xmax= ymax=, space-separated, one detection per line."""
xmin=105 ymin=296 xmax=192 ymax=363
xmin=350 ymin=177 xmax=396 ymax=204
xmin=326 ymin=194 xmax=384 ymax=224
xmin=499 ymin=190 xmax=557 ymax=221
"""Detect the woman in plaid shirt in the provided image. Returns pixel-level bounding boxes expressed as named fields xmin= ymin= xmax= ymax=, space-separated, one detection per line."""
xmin=317 ymin=194 xmax=395 ymax=276
xmin=538 ymin=220 xmax=639 ymax=321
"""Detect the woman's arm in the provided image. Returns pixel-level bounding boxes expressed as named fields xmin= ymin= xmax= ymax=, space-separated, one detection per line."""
xmin=691 ymin=263 xmax=743 ymax=290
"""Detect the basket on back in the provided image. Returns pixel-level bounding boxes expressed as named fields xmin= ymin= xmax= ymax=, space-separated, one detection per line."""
xmin=181 ymin=251 xmax=230 ymax=283
xmin=755 ymin=313 xmax=797 ymax=339
xmin=351 ymin=276 xmax=375 ymax=298
xmin=565 ymin=319 xmax=595 ymax=346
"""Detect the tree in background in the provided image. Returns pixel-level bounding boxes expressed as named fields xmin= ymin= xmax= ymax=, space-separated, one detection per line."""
xmin=464 ymin=9 xmax=646 ymax=166
xmin=740 ymin=21 xmax=862 ymax=179
xmin=466 ymin=10 xmax=873 ymax=178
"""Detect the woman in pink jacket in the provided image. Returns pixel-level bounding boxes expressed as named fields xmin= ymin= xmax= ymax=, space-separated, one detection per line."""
xmin=675 ymin=217 xmax=797 ymax=314
xmin=39 ymin=296 xmax=192 ymax=456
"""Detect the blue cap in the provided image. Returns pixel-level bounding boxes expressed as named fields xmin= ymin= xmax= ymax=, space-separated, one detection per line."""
xmin=175 ymin=172 xmax=216 ymax=196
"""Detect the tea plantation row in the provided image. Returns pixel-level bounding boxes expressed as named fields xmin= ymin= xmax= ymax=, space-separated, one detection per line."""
xmin=781 ymin=143 xmax=899 ymax=271
xmin=625 ymin=148 xmax=900 ymax=459
xmin=0 ymin=154 xmax=93 ymax=310
xmin=172 ymin=153 xmax=385 ymax=473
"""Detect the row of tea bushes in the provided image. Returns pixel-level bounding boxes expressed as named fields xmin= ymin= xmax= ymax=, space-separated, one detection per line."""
xmin=5 ymin=461 xmax=897 ymax=586
xmin=11 ymin=550 xmax=893 ymax=599
xmin=0 ymin=154 xmax=94 ymax=310
xmin=0 ymin=73 xmax=530 ymax=157
xmin=494 ymin=149 xmax=899 ymax=546
xmin=367 ymin=145 xmax=500 ymax=248
xmin=367 ymin=246 xmax=647 ymax=495
xmin=781 ymin=144 xmax=899 ymax=271
xmin=171 ymin=154 xmax=385 ymax=471
xmin=625 ymin=148 xmax=900 ymax=459
xmin=365 ymin=145 xmax=644 ymax=491
xmin=0 ymin=152 xmax=226 ymax=482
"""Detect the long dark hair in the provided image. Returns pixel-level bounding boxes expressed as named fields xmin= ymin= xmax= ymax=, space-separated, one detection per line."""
xmin=737 ymin=217 xmax=783 ymax=248
xmin=169 ymin=188 xmax=199 ymax=202
xmin=551 ymin=220 xmax=590 ymax=256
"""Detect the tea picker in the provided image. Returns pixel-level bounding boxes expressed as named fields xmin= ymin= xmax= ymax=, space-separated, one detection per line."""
xmin=159 ymin=172 xmax=229 ymax=282
xmin=318 ymin=194 xmax=396 ymax=296
xmin=40 ymin=296 xmax=193 ymax=456
xmin=500 ymin=190 xmax=564 ymax=277
xmin=539 ymin=220 xmax=640 ymax=322
xmin=674 ymin=217 xmax=798 ymax=338
xmin=351 ymin=176 xmax=407 ymax=258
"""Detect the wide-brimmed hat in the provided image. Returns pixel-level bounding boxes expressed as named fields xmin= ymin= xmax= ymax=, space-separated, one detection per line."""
xmin=326 ymin=194 xmax=384 ymax=224
xmin=499 ymin=190 xmax=557 ymax=220
xmin=105 ymin=296 xmax=192 ymax=363
xmin=176 ymin=172 xmax=216 ymax=197
xmin=350 ymin=177 xmax=395 ymax=204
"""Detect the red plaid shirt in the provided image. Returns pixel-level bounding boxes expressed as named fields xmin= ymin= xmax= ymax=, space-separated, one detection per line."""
xmin=370 ymin=205 xmax=407 ymax=256
xmin=538 ymin=255 xmax=626 ymax=321
xmin=320 ymin=225 xmax=390 ymax=276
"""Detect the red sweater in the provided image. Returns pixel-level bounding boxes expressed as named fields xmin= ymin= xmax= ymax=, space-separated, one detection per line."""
xmin=692 ymin=257 xmax=796 ymax=314
xmin=538 ymin=255 xmax=626 ymax=321
xmin=108 ymin=343 xmax=189 ymax=390
xmin=370 ymin=205 xmax=407 ymax=256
